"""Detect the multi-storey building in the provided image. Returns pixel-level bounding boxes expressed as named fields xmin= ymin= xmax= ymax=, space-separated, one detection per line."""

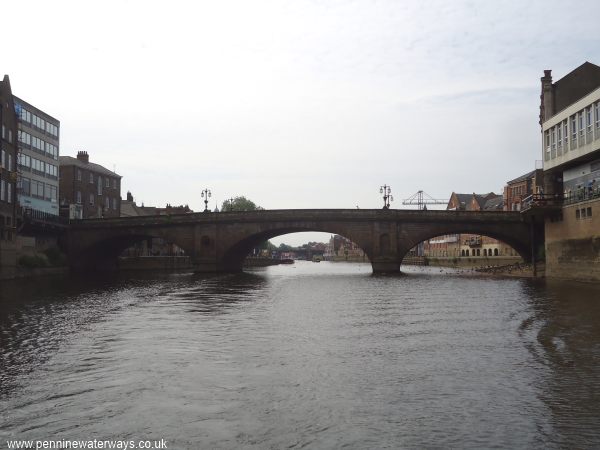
xmin=14 ymin=96 xmax=60 ymax=216
xmin=440 ymin=192 xmax=516 ymax=258
xmin=503 ymin=169 xmax=543 ymax=211
xmin=539 ymin=62 xmax=600 ymax=280
xmin=59 ymin=151 xmax=122 ymax=219
xmin=0 ymin=75 xmax=18 ymax=239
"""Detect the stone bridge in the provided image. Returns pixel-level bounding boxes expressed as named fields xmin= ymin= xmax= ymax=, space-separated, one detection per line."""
xmin=64 ymin=209 xmax=543 ymax=273
xmin=65 ymin=209 xmax=540 ymax=273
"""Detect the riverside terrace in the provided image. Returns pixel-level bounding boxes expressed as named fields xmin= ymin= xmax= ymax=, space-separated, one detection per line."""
xmin=63 ymin=209 xmax=542 ymax=274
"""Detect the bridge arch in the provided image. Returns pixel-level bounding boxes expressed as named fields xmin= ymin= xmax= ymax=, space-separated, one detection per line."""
xmin=66 ymin=209 xmax=538 ymax=274
xmin=69 ymin=227 xmax=195 ymax=272
xmin=403 ymin=229 xmax=527 ymax=263
xmin=398 ymin=223 xmax=532 ymax=263
xmin=220 ymin=225 xmax=373 ymax=272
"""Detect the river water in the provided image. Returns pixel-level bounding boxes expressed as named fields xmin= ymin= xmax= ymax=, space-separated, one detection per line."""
xmin=1 ymin=262 xmax=600 ymax=449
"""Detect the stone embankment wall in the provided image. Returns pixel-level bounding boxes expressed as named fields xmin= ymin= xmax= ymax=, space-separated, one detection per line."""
xmin=421 ymin=256 xmax=522 ymax=269
xmin=545 ymin=198 xmax=600 ymax=282
xmin=118 ymin=256 xmax=192 ymax=271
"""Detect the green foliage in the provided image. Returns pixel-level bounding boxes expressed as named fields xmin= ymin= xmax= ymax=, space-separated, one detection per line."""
xmin=43 ymin=247 xmax=68 ymax=266
xmin=17 ymin=247 xmax=67 ymax=269
xmin=221 ymin=196 xmax=264 ymax=212
xmin=258 ymin=240 xmax=276 ymax=251
xmin=278 ymin=243 xmax=295 ymax=252
xmin=17 ymin=254 xmax=49 ymax=268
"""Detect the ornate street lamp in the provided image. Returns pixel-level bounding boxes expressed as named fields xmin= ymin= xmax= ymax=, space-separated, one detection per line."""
xmin=201 ymin=188 xmax=211 ymax=212
xmin=380 ymin=184 xmax=393 ymax=209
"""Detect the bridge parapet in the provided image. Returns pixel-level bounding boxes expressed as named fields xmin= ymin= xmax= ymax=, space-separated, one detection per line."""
xmin=66 ymin=209 xmax=536 ymax=274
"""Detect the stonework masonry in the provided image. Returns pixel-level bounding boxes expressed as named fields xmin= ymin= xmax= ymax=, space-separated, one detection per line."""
xmin=545 ymin=198 xmax=600 ymax=281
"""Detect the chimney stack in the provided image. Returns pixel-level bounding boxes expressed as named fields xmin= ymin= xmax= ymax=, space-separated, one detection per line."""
xmin=539 ymin=69 xmax=554 ymax=125
xmin=77 ymin=150 xmax=89 ymax=163
xmin=126 ymin=191 xmax=133 ymax=202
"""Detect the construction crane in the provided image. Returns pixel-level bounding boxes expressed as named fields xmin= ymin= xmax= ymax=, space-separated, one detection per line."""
xmin=402 ymin=190 xmax=447 ymax=210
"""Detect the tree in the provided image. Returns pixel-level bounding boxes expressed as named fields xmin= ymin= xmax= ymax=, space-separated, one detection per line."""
xmin=221 ymin=196 xmax=264 ymax=212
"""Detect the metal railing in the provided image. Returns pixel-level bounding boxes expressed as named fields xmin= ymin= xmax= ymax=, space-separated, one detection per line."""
xmin=21 ymin=207 xmax=69 ymax=226
xmin=522 ymin=189 xmax=600 ymax=211
xmin=521 ymin=193 xmax=563 ymax=211
xmin=562 ymin=187 xmax=600 ymax=206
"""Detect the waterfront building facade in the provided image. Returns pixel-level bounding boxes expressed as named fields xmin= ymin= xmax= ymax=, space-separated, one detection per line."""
xmin=14 ymin=96 xmax=60 ymax=216
xmin=539 ymin=62 xmax=600 ymax=280
xmin=0 ymin=76 xmax=18 ymax=239
xmin=424 ymin=192 xmax=516 ymax=259
xmin=503 ymin=169 xmax=543 ymax=212
xmin=59 ymin=151 xmax=121 ymax=219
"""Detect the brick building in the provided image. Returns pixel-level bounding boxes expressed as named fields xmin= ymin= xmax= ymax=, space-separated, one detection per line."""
xmin=0 ymin=75 xmax=18 ymax=240
xmin=503 ymin=169 xmax=543 ymax=211
xmin=59 ymin=151 xmax=122 ymax=219
xmin=429 ymin=192 xmax=516 ymax=258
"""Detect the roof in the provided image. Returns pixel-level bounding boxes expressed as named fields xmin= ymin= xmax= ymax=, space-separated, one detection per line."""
xmin=59 ymin=156 xmax=121 ymax=178
xmin=553 ymin=61 xmax=600 ymax=113
xmin=450 ymin=192 xmax=501 ymax=211
xmin=507 ymin=169 xmax=537 ymax=185
xmin=483 ymin=195 xmax=504 ymax=210
xmin=453 ymin=193 xmax=473 ymax=208
xmin=120 ymin=201 xmax=154 ymax=217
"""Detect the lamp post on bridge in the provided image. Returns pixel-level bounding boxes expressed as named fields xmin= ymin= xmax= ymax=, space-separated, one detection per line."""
xmin=201 ymin=188 xmax=211 ymax=212
xmin=380 ymin=184 xmax=393 ymax=209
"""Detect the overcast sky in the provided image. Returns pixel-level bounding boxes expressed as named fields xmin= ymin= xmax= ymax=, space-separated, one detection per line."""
xmin=2 ymin=0 xmax=599 ymax=245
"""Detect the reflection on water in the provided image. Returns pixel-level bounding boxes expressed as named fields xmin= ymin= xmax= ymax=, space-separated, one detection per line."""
xmin=1 ymin=262 xmax=600 ymax=449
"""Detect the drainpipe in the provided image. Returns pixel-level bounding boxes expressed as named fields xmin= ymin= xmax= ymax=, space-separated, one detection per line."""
xmin=530 ymin=216 xmax=537 ymax=277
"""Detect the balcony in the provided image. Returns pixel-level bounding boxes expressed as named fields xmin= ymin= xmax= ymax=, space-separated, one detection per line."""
xmin=466 ymin=236 xmax=481 ymax=247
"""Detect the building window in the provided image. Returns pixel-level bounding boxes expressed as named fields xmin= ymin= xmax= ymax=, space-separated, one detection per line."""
xmin=98 ymin=177 xmax=102 ymax=195
xmin=113 ymin=179 xmax=117 ymax=189
xmin=596 ymin=102 xmax=600 ymax=129
xmin=572 ymin=115 xmax=577 ymax=140
xmin=76 ymin=191 xmax=82 ymax=204
xmin=579 ymin=112 xmax=585 ymax=136
xmin=1 ymin=124 xmax=4 ymax=139
xmin=45 ymin=184 xmax=57 ymax=201
xmin=576 ymin=209 xmax=581 ymax=219
xmin=89 ymin=173 xmax=94 ymax=184
xmin=587 ymin=107 xmax=593 ymax=132
xmin=8 ymin=129 xmax=12 ymax=143
xmin=0 ymin=179 xmax=5 ymax=201
xmin=105 ymin=178 xmax=110 ymax=188
xmin=113 ymin=198 xmax=117 ymax=210
xmin=18 ymin=177 xmax=31 ymax=196
xmin=77 ymin=169 xmax=82 ymax=181
xmin=89 ymin=193 xmax=95 ymax=205
xmin=494 ymin=248 xmax=499 ymax=256
xmin=31 ymin=180 xmax=44 ymax=198
xmin=563 ymin=121 xmax=569 ymax=145
xmin=587 ymin=207 xmax=592 ymax=217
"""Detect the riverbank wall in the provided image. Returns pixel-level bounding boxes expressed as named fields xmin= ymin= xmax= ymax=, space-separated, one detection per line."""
xmin=117 ymin=256 xmax=193 ymax=271
xmin=423 ymin=256 xmax=523 ymax=269
xmin=545 ymin=198 xmax=600 ymax=282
